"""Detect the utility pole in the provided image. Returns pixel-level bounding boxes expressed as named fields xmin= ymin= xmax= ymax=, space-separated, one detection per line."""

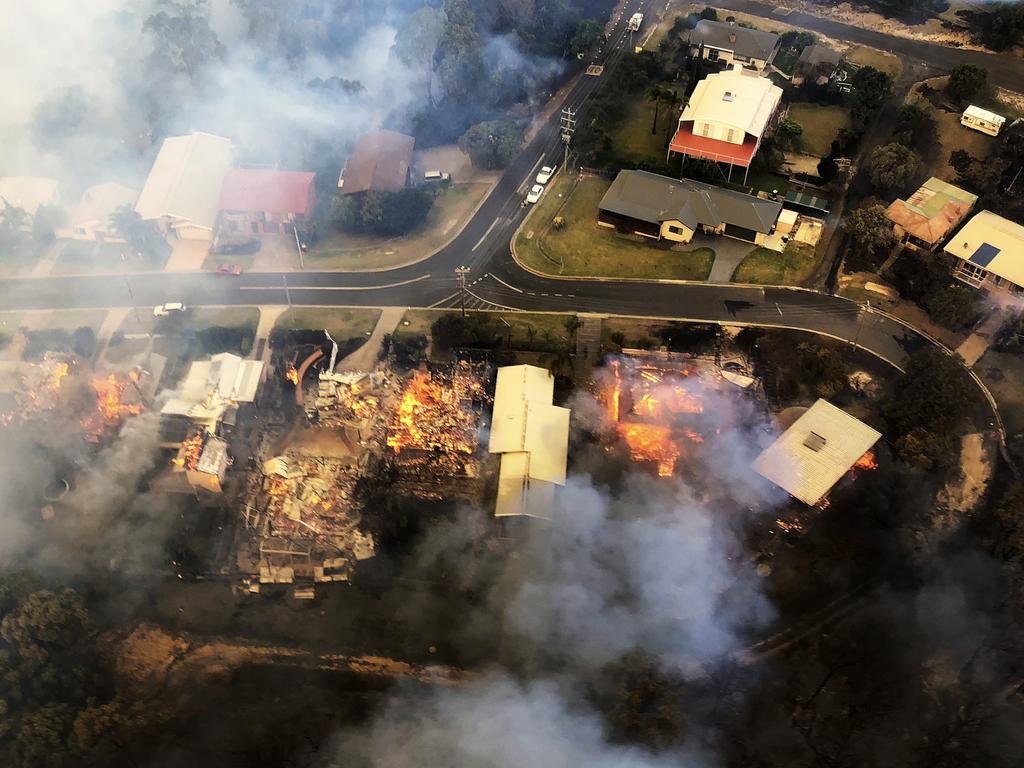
xmin=282 ymin=273 xmax=292 ymax=308
xmin=455 ymin=265 xmax=471 ymax=318
xmin=852 ymin=300 xmax=870 ymax=351
xmin=124 ymin=276 xmax=142 ymax=327
xmin=560 ymin=107 xmax=576 ymax=171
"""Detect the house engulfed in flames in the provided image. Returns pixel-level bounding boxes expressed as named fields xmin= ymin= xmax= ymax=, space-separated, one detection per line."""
xmin=752 ymin=399 xmax=880 ymax=507
xmin=601 ymin=353 xmax=756 ymax=478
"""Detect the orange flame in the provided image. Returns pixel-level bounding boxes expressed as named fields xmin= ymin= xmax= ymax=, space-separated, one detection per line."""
xmin=853 ymin=450 xmax=878 ymax=471
xmin=81 ymin=374 xmax=143 ymax=439
xmin=285 ymin=366 xmax=300 ymax=386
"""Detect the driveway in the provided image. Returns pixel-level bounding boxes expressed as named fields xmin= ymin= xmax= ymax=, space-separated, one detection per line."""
xmin=694 ymin=234 xmax=754 ymax=283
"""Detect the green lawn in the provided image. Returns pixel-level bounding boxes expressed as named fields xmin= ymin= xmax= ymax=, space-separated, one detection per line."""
xmin=845 ymin=46 xmax=902 ymax=79
xmin=516 ymin=174 xmax=714 ymax=281
xmin=976 ymin=349 xmax=1024 ymax=437
xmin=274 ymin=308 xmax=381 ymax=341
xmin=732 ymin=243 xmax=817 ymax=285
xmin=611 ymin=93 xmax=678 ymax=163
xmin=304 ymin=183 xmax=490 ymax=271
xmin=786 ymin=103 xmax=853 ymax=158
xmin=118 ymin=306 xmax=261 ymax=337
xmin=52 ymin=239 xmax=170 ymax=274
xmin=396 ymin=310 xmax=573 ymax=349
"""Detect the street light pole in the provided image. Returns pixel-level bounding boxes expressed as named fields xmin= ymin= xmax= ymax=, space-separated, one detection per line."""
xmin=282 ymin=273 xmax=292 ymax=308
xmin=852 ymin=300 xmax=870 ymax=351
xmin=124 ymin=276 xmax=142 ymax=327
xmin=455 ymin=266 xmax=471 ymax=318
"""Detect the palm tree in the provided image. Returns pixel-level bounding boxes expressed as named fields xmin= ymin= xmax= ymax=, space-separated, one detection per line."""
xmin=0 ymin=201 xmax=29 ymax=235
xmin=661 ymin=89 xmax=682 ymax=149
xmin=646 ymin=85 xmax=666 ymax=135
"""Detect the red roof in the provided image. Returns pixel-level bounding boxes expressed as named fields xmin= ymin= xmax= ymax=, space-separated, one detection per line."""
xmin=218 ymin=169 xmax=317 ymax=215
xmin=669 ymin=127 xmax=758 ymax=168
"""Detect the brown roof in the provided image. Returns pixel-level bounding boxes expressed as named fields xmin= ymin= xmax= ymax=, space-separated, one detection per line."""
xmin=884 ymin=178 xmax=978 ymax=245
xmin=338 ymin=130 xmax=415 ymax=195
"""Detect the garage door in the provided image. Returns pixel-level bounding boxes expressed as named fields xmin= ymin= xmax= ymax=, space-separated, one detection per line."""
xmin=724 ymin=224 xmax=758 ymax=242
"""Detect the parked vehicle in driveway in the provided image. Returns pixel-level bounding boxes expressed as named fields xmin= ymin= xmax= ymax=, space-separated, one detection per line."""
xmin=526 ymin=184 xmax=545 ymax=204
xmin=536 ymin=165 xmax=556 ymax=184
xmin=423 ymin=170 xmax=451 ymax=183
xmin=217 ymin=264 xmax=243 ymax=275
xmin=153 ymin=302 xmax=186 ymax=317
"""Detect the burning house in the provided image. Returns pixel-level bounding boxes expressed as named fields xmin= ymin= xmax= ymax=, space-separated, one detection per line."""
xmin=488 ymin=365 xmax=570 ymax=519
xmin=600 ymin=352 xmax=758 ymax=478
xmin=153 ymin=429 xmax=231 ymax=495
xmin=160 ymin=353 xmax=264 ymax=443
xmin=752 ymin=399 xmax=880 ymax=506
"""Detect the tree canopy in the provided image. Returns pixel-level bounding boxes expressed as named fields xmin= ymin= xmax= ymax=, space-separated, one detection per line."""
xmin=843 ymin=204 xmax=896 ymax=271
xmin=458 ymin=120 xmax=525 ymax=170
xmin=947 ymin=64 xmax=991 ymax=104
xmin=868 ymin=141 xmax=921 ymax=194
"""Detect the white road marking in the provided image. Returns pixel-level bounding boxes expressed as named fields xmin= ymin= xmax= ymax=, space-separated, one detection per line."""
xmin=472 ymin=218 xmax=500 ymax=251
xmin=487 ymin=273 xmax=524 ymax=293
xmin=239 ymin=274 xmax=430 ymax=292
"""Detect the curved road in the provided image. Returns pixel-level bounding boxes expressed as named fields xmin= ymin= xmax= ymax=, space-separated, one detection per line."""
xmin=4 ymin=1 xmax=1024 ymax=375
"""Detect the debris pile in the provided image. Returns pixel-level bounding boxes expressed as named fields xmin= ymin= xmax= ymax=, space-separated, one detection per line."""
xmin=309 ymin=371 xmax=387 ymax=427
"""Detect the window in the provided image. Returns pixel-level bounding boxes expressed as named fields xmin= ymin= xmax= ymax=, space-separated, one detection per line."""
xmin=667 ymin=224 xmax=685 ymax=236
xmin=250 ymin=222 xmax=259 ymax=234
xmin=726 ymin=129 xmax=735 ymax=143
xmin=701 ymin=123 xmax=711 ymax=137
xmin=708 ymin=49 xmax=719 ymax=62
xmin=803 ymin=432 xmax=827 ymax=452
xmin=723 ymin=92 xmax=734 ymax=102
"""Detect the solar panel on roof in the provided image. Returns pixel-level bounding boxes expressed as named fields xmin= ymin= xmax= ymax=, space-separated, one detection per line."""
xmin=969 ymin=242 xmax=1000 ymax=267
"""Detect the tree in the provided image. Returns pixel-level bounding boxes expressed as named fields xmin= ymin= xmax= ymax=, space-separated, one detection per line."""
xmin=776 ymin=117 xmax=803 ymax=151
xmin=597 ymin=650 xmax=685 ymax=750
xmin=892 ymin=103 xmax=939 ymax=160
xmin=391 ymin=6 xmax=448 ymax=107
xmin=846 ymin=66 xmax=893 ymax=125
xmin=458 ymin=120 xmax=524 ymax=170
xmin=143 ymin=0 xmax=224 ymax=80
xmin=947 ymin=64 xmax=991 ymax=105
xmin=32 ymin=205 xmax=64 ymax=245
xmin=662 ymin=89 xmax=682 ymax=149
xmin=646 ymin=84 xmax=666 ymax=135
xmin=843 ymin=204 xmax=896 ymax=271
xmin=332 ymin=188 xmax=434 ymax=237
xmin=797 ymin=343 xmax=848 ymax=398
xmin=868 ymin=142 xmax=921 ymax=193
xmin=436 ymin=0 xmax=485 ymax=102
xmin=108 ymin=204 xmax=164 ymax=263
xmin=924 ymin=283 xmax=977 ymax=329
xmin=570 ymin=19 xmax=603 ymax=59
xmin=882 ymin=346 xmax=978 ymax=438
xmin=780 ymin=30 xmax=817 ymax=53
xmin=698 ymin=6 xmax=718 ymax=21
xmin=894 ymin=426 xmax=950 ymax=470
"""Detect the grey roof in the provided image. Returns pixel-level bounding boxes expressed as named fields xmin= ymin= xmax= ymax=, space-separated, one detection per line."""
xmin=688 ymin=20 xmax=780 ymax=62
xmin=797 ymin=44 xmax=841 ymax=67
xmin=599 ymin=170 xmax=783 ymax=234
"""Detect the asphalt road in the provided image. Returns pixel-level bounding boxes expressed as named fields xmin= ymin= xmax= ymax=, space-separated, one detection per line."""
xmin=2 ymin=0 xmax=1015 ymax=372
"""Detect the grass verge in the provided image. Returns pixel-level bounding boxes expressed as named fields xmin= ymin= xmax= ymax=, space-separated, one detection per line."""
xmin=52 ymin=239 xmax=170 ymax=275
xmin=787 ymin=103 xmax=852 ymax=158
xmin=732 ymin=243 xmax=817 ymax=285
xmin=304 ymin=184 xmax=491 ymax=271
xmin=516 ymin=174 xmax=714 ymax=281
xmin=274 ymin=308 xmax=381 ymax=341
xmin=845 ymin=46 xmax=902 ymax=79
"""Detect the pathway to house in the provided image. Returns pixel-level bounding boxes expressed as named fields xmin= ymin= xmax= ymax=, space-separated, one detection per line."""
xmin=94 ymin=308 xmax=129 ymax=365
xmin=574 ymin=314 xmax=606 ymax=382
xmin=251 ymin=306 xmax=288 ymax=364
xmin=699 ymin=235 xmax=752 ymax=283
xmin=29 ymin=241 xmax=64 ymax=278
xmin=164 ymin=240 xmax=210 ymax=272
xmin=335 ymin=307 xmax=405 ymax=372
xmin=956 ymin=312 xmax=1005 ymax=368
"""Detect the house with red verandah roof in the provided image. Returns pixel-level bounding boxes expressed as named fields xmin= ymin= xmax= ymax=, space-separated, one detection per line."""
xmin=218 ymin=169 xmax=317 ymax=237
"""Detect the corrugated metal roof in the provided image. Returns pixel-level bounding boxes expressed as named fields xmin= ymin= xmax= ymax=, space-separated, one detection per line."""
xmin=338 ymin=130 xmax=415 ymax=195
xmin=135 ymin=133 xmax=233 ymax=231
xmin=688 ymin=20 xmax=779 ymax=61
xmin=680 ymin=69 xmax=782 ymax=139
xmin=884 ymin=177 xmax=976 ymax=245
xmin=489 ymin=365 xmax=570 ymax=519
xmin=797 ymin=44 xmax=841 ymax=67
xmin=219 ymin=169 xmax=316 ymax=215
xmin=68 ymin=182 xmax=137 ymax=229
xmin=599 ymin=170 xmax=782 ymax=233
xmin=753 ymin=400 xmax=881 ymax=505
xmin=944 ymin=210 xmax=1024 ymax=288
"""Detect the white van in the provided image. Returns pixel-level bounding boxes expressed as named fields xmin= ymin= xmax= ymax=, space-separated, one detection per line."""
xmin=423 ymin=170 xmax=451 ymax=183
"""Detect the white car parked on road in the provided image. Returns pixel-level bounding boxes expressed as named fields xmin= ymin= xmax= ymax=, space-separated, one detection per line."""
xmin=536 ymin=165 xmax=556 ymax=184
xmin=153 ymin=302 xmax=186 ymax=317
xmin=526 ymin=184 xmax=545 ymax=204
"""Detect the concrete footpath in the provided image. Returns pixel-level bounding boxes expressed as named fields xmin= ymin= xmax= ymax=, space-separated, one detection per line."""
xmin=336 ymin=307 xmax=405 ymax=372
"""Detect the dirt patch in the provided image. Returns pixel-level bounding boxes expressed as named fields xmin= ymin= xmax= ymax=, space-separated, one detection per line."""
xmin=936 ymin=432 xmax=994 ymax=518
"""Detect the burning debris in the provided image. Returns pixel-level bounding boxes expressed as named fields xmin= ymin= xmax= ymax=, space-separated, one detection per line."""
xmin=600 ymin=354 xmax=749 ymax=478
xmin=310 ymin=370 xmax=387 ymax=427
xmin=82 ymin=373 xmax=144 ymax=442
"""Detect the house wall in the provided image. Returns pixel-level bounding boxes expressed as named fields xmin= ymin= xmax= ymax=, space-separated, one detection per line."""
xmin=172 ymin=222 xmax=215 ymax=241
xmin=961 ymin=114 xmax=1002 ymax=136
xmin=659 ymin=220 xmax=695 ymax=243
xmin=952 ymin=260 xmax=1024 ymax=299
xmin=689 ymin=119 xmax=747 ymax=145
xmin=57 ymin=222 xmax=126 ymax=243
xmin=689 ymin=45 xmax=768 ymax=71
xmin=220 ymin=210 xmax=308 ymax=237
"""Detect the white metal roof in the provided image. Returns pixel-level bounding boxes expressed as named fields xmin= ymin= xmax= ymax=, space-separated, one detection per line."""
xmin=489 ymin=365 xmax=570 ymax=519
xmin=753 ymin=399 xmax=881 ymax=505
xmin=161 ymin=353 xmax=263 ymax=423
xmin=681 ymin=69 xmax=782 ymax=138
xmin=963 ymin=105 xmax=1005 ymax=126
xmin=0 ymin=176 xmax=59 ymax=215
xmin=943 ymin=210 xmax=1024 ymax=288
xmin=135 ymin=132 xmax=233 ymax=231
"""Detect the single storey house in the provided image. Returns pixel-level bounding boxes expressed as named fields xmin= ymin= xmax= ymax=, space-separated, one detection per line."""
xmin=668 ymin=65 xmax=783 ymax=184
xmin=58 ymin=182 xmax=138 ymax=242
xmin=793 ymin=44 xmax=841 ymax=86
xmin=218 ymin=169 xmax=317 ymax=237
xmin=884 ymin=177 xmax=977 ymax=253
xmin=686 ymin=20 xmax=780 ymax=72
xmin=337 ymin=130 xmax=415 ymax=195
xmin=944 ymin=210 xmax=1024 ymax=300
xmin=598 ymin=169 xmax=783 ymax=245
xmin=135 ymin=132 xmax=234 ymax=242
